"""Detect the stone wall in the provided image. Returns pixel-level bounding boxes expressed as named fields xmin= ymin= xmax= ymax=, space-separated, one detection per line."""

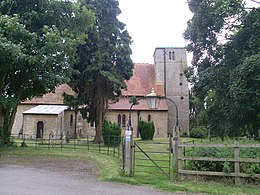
xmin=154 ymin=47 xmax=190 ymax=134
xmin=106 ymin=110 xmax=168 ymax=138
xmin=12 ymin=104 xmax=36 ymax=135
xmin=23 ymin=113 xmax=64 ymax=139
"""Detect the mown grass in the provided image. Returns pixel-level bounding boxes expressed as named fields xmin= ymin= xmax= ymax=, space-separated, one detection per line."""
xmin=1 ymin=137 xmax=260 ymax=194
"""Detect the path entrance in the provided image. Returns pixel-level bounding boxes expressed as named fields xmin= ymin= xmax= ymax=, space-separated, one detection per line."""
xmin=133 ymin=139 xmax=173 ymax=179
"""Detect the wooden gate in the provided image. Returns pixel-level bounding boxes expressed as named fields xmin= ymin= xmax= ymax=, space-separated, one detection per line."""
xmin=133 ymin=139 xmax=172 ymax=179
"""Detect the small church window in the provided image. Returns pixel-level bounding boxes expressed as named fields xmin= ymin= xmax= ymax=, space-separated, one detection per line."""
xmin=90 ymin=121 xmax=95 ymax=127
xmin=169 ymin=51 xmax=175 ymax=61
xmin=148 ymin=114 xmax=151 ymax=122
xmin=180 ymin=96 xmax=184 ymax=100
xmin=117 ymin=114 xmax=122 ymax=126
xmin=172 ymin=51 xmax=175 ymax=60
xmin=70 ymin=114 xmax=73 ymax=126
xmin=179 ymin=82 xmax=183 ymax=86
xmin=122 ymin=114 xmax=126 ymax=127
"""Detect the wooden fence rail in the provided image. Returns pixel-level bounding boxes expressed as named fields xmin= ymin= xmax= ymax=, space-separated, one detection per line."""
xmin=176 ymin=143 xmax=260 ymax=184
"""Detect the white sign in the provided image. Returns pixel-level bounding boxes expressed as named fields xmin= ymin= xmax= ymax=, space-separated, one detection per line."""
xmin=126 ymin=137 xmax=131 ymax=142
xmin=125 ymin=130 xmax=132 ymax=135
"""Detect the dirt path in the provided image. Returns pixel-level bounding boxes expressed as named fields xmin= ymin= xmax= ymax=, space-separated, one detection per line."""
xmin=0 ymin=154 xmax=187 ymax=195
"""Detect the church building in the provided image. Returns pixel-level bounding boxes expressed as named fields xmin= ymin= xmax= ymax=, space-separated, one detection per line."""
xmin=11 ymin=47 xmax=189 ymax=139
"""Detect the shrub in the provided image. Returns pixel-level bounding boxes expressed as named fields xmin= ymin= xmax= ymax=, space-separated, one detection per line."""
xmin=102 ymin=120 xmax=121 ymax=146
xmin=189 ymin=146 xmax=260 ymax=176
xmin=190 ymin=126 xmax=207 ymax=138
xmin=138 ymin=120 xmax=155 ymax=140
xmin=240 ymin=147 xmax=260 ymax=176
xmin=189 ymin=147 xmax=234 ymax=172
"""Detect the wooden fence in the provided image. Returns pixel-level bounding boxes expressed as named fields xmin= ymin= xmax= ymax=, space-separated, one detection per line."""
xmin=175 ymin=143 xmax=260 ymax=184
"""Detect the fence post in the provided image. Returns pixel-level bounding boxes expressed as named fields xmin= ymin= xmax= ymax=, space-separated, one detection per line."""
xmin=124 ymin=127 xmax=133 ymax=175
xmin=172 ymin=130 xmax=179 ymax=180
xmin=177 ymin=143 xmax=182 ymax=180
xmin=234 ymin=145 xmax=240 ymax=185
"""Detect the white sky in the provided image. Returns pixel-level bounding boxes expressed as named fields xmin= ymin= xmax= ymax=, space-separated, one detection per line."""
xmin=118 ymin=0 xmax=259 ymax=64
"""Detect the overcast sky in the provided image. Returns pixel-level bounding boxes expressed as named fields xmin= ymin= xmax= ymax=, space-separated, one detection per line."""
xmin=118 ymin=0 xmax=259 ymax=64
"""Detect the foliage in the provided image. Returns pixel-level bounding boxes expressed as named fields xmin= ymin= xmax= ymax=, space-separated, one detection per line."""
xmin=190 ymin=126 xmax=207 ymax=138
xmin=102 ymin=120 xmax=121 ymax=146
xmin=0 ymin=0 xmax=94 ymax=144
xmin=188 ymin=145 xmax=260 ymax=176
xmin=0 ymin=128 xmax=11 ymax=146
xmin=184 ymin=0 xmax=260 ymax=139
xmin=67 ymin=0 xmax=133 ymax=143
xmin=189 ymin=147 xmax=233 ymax=172
xmin=240 ymin=147 xmax=260 ymax=176
xmin=138 ymin=120 xmax=155 ymax=140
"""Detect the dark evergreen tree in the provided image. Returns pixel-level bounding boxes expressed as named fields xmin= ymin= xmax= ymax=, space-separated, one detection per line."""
xmin=68 ymin=0 xmax=133 ymax=143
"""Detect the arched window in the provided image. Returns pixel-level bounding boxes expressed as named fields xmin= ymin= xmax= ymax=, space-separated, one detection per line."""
xmin=117 ymin=114 xmax=122 ymax=126
xmin=172 ymin=51 xmax=175 ymax=60
xmin=70 ymin=114 xmax=73 ymax=126
xmin=148 ymin=114 xmax=151 ymax=122
xmin=122 ymin=114 xmax=126 ymax=127
xmin=90 ymin=121 xmax=95 ymax=127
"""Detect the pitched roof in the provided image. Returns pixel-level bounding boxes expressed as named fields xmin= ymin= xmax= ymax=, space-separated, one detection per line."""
xmin=122 ymin=63 xmax=164 ymax=96
xmin=108 ymin=97 xmax=168 ymax=111
xmin=21 ymin=64 xmax=167 ymax=111
xmin=110 ymin=63 xmax=167 ymax=110
xmin=22 ymin=84 xmax=75 ymax=105
xmin=23 ymin=105 xmax=69 ymax=115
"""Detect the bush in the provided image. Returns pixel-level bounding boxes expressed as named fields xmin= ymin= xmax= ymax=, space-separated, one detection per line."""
xmin=240 ymin=147 xmax=260 ymax=176
xmin=190 ymin=126 xmax=207 ymax=138
xmin=138 ymin=120 xmax=155 ymax=140
xmin=189 ymin=146 xmax=260 ymax=176
xmin=102 ymin=120 xmax=121 ymax=146
xmin=189 ymin=147 xmax=234 ymax=172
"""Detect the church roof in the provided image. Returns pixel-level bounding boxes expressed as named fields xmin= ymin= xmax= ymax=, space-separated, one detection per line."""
xmin=21 ymin=63 xmax=167 ymax=110
xmin=22 ymin=84 xmax=75 ymax=105
xmin=123 ymin=63 xmax=164 ymax=96
xmin=23 ymin=105 xmax=69 ymax=115
xmin=108 ymin=97 xmax=168 ymax=111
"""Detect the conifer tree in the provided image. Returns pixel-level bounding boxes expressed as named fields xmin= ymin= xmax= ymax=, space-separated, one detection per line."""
xmin=68 ymin=0 xmax=133 ymax=143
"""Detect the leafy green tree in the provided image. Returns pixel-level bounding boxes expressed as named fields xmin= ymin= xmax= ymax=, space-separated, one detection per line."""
xmin=0 ymin=0 xmax=94 ymax=145
xmin=184 ymin=0 xmax=259 ymax=138
xmin=227 ymin=8 xmax=260 ymax=137
xmin=67 ymin=0 xmax=133 ymax=143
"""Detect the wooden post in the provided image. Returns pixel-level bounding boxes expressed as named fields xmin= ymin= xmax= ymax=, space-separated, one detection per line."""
xmin=172 ymin=130 xmax=179 ymax=180
xmin=178 ymin=144 xmax=183 ymax=179
xmin=124 ymin=127 xmax=133 ymax=175
xmin=234 ymin=146 xmax=240 ymax=185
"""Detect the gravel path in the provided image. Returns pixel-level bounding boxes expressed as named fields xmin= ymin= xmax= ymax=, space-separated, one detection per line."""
xmin=0 ymin=155 xmax=187 ymax=195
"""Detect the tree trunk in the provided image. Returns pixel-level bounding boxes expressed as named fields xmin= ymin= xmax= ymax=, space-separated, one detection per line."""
xmin=95 ymin=96 xmax=105 ymax=143
xmin=0 ymin=73 xmax=6 ymax=144
xmin=0 ymin=73 xmax=5 ymax=128
xmin=3 ymin=108 xmax=9 ymax=131
xmin=8 ymin=107 xmax=17 ymax=133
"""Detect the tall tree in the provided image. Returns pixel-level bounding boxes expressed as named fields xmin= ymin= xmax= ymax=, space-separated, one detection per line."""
xmin=0 ymin=0 xmax=94 ymax=145
xmin=184 ymin=0 xmax=259 ymax=138
xmin=67 ymin=0 xmax=133 ymax=143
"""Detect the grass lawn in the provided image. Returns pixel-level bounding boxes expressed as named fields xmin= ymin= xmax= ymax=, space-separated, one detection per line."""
xmin=1 ymin=142 xmax=259 ymax=195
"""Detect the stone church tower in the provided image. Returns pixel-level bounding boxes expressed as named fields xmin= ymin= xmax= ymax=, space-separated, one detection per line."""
xmin=153 ymin=47 xmax=189 ymax=134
